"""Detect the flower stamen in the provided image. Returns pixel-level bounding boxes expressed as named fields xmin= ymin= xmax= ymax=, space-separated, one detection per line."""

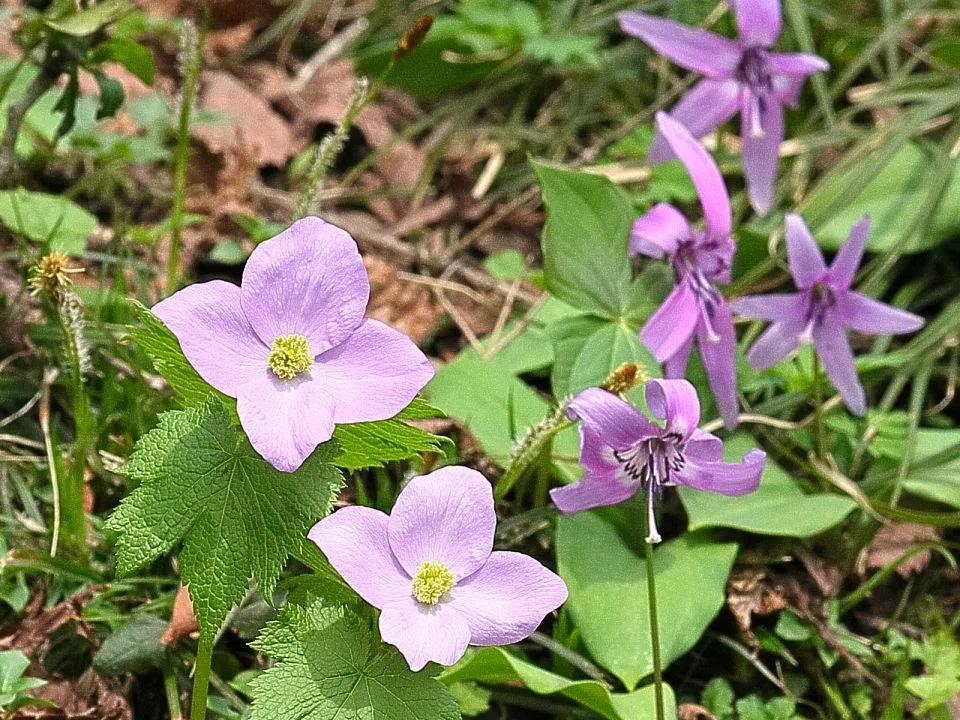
xmin=267 ymin=334 xmax=312 ymax=380
xmin=411 ymin=561 xmax=455 ymax=605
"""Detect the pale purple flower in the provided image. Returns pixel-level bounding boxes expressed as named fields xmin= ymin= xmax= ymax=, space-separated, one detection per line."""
xmin=551 ymin=379 xmax=765 ymax=543
xmin=309 ymin=466 xmax=568 ymax=671
xmin=635 ymin=112 xmax=739 ymax=428
xmin=731 ymin=214 xmax=924 ymax=415
xmin=618 ymin=0 xmax=829 ymax=215
xmin=153 ymin=217 xmax=434 ymax=472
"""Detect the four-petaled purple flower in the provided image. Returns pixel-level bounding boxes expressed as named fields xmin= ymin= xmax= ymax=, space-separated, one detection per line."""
xmin=551 ymin=379 xmax=765 ymax=543
xmin=731 ymin=214 xmax=924 ymax=415
xmin=618 ymin=0 xmax=829 ymax=215
xmin=635 ymin=112 xmax=739 ymax=428
xmin=153 ymin=217 xmax=434 ymax=472
xmin=310 ymin=466 xmax=568 ymax=671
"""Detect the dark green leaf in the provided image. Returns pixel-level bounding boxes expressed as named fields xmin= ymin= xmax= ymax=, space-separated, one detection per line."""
xmin=88 ymin=38 xmax=156 ymax=84
xmin=93 ymin=70 xmax=124 ymax=120
xmin=94 ymin=615 xmax=169 ymax=675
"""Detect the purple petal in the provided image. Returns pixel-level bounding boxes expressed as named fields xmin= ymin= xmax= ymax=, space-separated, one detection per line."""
xmin=656 ymin=112 xmax=732 ymax=238
xmin=686 ymin=429 xmax=723 ymax=462
xmin=730 ymin=292 xmax=806 ymax=322
xmin=312 ymin=319 xmax=434 ymax=424
xmin=575 ymin=425 xmax=618 ymax=478
xmin=696 ymin=301 xmax=739 ymax=428
xmin=567 ymin=388 xmax=657 ymax=450
xmin=828 ymin=215 xmax=869 ymax=289
xmin=379 ymin=596 xmax=471 ymax=671
xmin=784 ymin=213 xmax=827 ymax=289
xmin=640 ymin=281 xmax=700 ymax=364
xmin=629 ymin=203 xmax=690 ymax=258
xmin=240 ymin=217 xmax=369 ymax=354
xmin=388 ymin=467 xmax=495 ymax=580
xmin=550 ymin=472 xmax=637 ymax=514
xmin=617 ymin=12 xmax=742 ymax=79
xmin=674 ymin=448 xmax=766 ymax=495
xmin=236 ymin=373 xmax=335 ymax=472
xmin=812 ymin=319 xmax=866 ymax=415
xmin=645 ymin=378 xmax=701 ymax=438
xmin=152 ymin=280 xmax=266 ymax=396
xmin=746 ymin=320 xmax=803 ymax=370
xmin=664 ymin=334 xmax=694 ymax=379
xmin=772 ymin=73 xmax=805 ymax=107
xmin=768 ymin=52 xmax=830 ymax=76
xmin=648 ymin=79 xmax=742 ymax=163
xmin=732 ymin=0 xmax=781 ymax=47
xmin=453 ymin=551 xmax=567 ymax=645
xmin=741 ymin=97 xmax=783 ymax=216
xmin=835 ymin=292 xmax=925 ymax=335
xmin=307 ymin=506 xmax=409 ymax=608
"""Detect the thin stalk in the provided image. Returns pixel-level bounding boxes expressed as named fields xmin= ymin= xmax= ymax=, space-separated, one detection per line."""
xmin=642 ymin=486 xmax=665 ymax=720
xmin=811 ymin=355 xmax=827 ymax=463
xmin=190 ymin=634 xmax=214 ymax=720
xmin=163 ymin=662 xmax=184 ymax=720
xmin=890 ymin=360 xmax=932 ymax=507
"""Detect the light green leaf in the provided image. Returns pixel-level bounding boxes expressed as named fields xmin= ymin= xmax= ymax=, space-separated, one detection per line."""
xmin=44 ymin=0 xmax=134 ymax=35
xmin=441 ymin=646 xmax=675 ymax=720
xmin=547 ymin=314 xmax=607 ymax=397
xmin=88 ymin=37 xmax=156 ymax=84
xmin=899 ymin=429 xmax=960 ymax=509
xmin=679 ymin=434 xmax=858 ymax=536
xmin=557 ymin=509 xmax=737 ymax=690
xmin=0 ymin=189 xmax=97 ymax=254
xmin=567 ymin=323 xmax=658 ymax=395
xmin=333 ymin=419 xmax=450 ymax=470
xmin=106 ymin=398 xmax=343 ymax=637
xmin=250 ymin=601 xmax=460 ymax=720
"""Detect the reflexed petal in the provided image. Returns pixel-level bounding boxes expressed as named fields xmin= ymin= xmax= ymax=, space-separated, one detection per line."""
xmin=236 ymin=372 xmax=335 ymax=472
xmin=307 ymin=506 xmax=409 ymax=609
xmin=312 ymin=319 xmax=434 ymax=424
xmin=617 ymin=12 xmax=742 ymax=79
xmin=686 ymin=429 xmax=723 ymax=462
xmin=741 ymin=98 xmax=783 ymax=216
xmin=550 ymin=472 xmax=637 ymax=514
xmin=664 ymin=335 xmax=694 ymax=379
xmin=746 ymin=320 xmax=804 ymax=369
xmin=674 ymin=448 xmax=765 ymax=495
xmin=730 ymin=292 xmax=806 ymax=322
xmin=696 ymin=300 xmax=739 ymax=428
xmin=784 ymin=213 xmax=827 ymax=288
xmin=152 ymin=280 xmax=267 ymax=396
xmin=388 ymin=467 xmax=495 ymax=580
xmin=567 ymin=387 xmax=657 ymax=450
xmin=656 ymin=112 xmax=732 ymax=238
xmin=835 ymin=292 xmax=924 ymax=335
xmin=577 ymin=425 xmax=618 ymax=478
xmin=733 ymin=0 xmax=781 ymax=47
xmin=829 ymin=215 xmax=869 ymax=289
xmin=648 ymin=79 xmax=742 ymax=163
xmin=379 ymin=596 xmax=470 ymax=672
xmin=453 ymin=551 xmax=567 ymax=645
xmin=812 ymin=319 xmax=866 ymax=415
xmin=240 ymin=217 xmax=369 ymax=353
xmin=640 ymin=281 xmax=700 ymax=364
xmin=768 ymin=52 xmax=830 ymax=76
xmin=629 ymin=203 xmax=690 ymax=258
xmin=645 ymin=378 xmax=701 ymax=438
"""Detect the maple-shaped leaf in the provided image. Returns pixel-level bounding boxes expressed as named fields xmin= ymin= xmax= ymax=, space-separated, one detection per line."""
xmin=250 ymin=601 xmax=461 ymax=720
xmin=107 ymin=397 xmax=343 ymax=637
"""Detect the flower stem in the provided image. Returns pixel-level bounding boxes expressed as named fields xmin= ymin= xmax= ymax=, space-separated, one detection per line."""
xmin=190 ymin=634 xmax=214 ymax=720
xmin=642 ymin=487 xmax=665 ymax=720
xmin=811 ymin=354 xmax=827 ymax=462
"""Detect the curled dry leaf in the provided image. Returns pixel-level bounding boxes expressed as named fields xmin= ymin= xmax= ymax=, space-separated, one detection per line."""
xmin=726 ymin=567 xmax=787 ymax=638
xmin=864 ymin=523 xmax=940 ymax=579
xmin=161 ymin=585 xmax=200 ymax=645
xmin=363 ymin=255 xmax=442 ymax=345
xmin=678 ymin=704 xmax=718 ymax=720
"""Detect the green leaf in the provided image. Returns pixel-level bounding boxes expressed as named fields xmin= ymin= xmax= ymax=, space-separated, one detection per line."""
xmin=0 ymin=651 xmax=31 ymax=692
xmin=441 ymin=647 xmax=675 ymax=720
xmin=0 ymin=189 xmax=97 ymax=254
xmin=88 ymin=38 xmax=156 ymax=84
xmin=44 ymin=0 xmax=134 ymax=35
xmin=556 ymin=509 xmax=737 ymax=690
xmin=701 ymin=677 xmax=735 ymax=720
xmin=93 ymin=70 xmax=125 ymax=120
xmin=679 ymin=435 xmax=858 ymax=537
xmin=547 ymin=314 xmax=607 ymax=397
xmin=899 ymin=429 xmax=960 ymax=509
xmin=250 ymin=601 xmax=461 ymax=720
xmin=533 ymin=162 xmax=635 ymax=317
xmin=567 ymin=323 xmax=658 ymax=395
xmin=106 ymin=398 xmax=343 ymax=638
xmin=333 ymin=419 xmax=450 ymax=470
xmin=93 ymin=615 xmax=169 ymax=675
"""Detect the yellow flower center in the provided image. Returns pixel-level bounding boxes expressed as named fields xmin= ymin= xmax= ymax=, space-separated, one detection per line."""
xmin=411 ymin=561 xmax=455 ymax=605
xmin=267 ymin=334 xmax=312 ymax=380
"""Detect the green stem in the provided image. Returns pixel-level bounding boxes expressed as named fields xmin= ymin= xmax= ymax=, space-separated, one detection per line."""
xmin=811 ymin=354 xmax=827 ymax=463
xmin=190 ymin=634 xmax=214 ymax=720
xmin=163 ymin=662 xmax=184 ymax=720
xmin=642 ymin=487 xmax=665 ymax=720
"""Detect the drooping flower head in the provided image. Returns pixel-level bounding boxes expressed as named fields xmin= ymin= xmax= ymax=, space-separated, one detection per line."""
xmin=618 ymin=0 xmax=829 ymax=214
xmin=731 ymin=214 xmax=924 ymax=414
xmin=634 ymin=112 xmax=739 ymax=428
xmin=551 ymin=379 xmax=765 ymax=543
xmin=309 ymin=466 xmax=568 ymax=671
xmin=153 ymin=217 xmax=434 ymax=472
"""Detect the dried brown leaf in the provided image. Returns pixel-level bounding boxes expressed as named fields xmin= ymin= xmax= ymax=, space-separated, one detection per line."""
xmin=864 ymin=523 xmax=939 ymax=579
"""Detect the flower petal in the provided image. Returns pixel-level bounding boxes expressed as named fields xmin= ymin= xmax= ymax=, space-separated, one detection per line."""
xmin=674 ymin=448 xmax=765 ymax=495
xmin=828 ymin=215 xmax=869 ymax=289
xmin=388 ymin=467 xmax=495 ymax=580
xmin=550 ymin=472 xmax=637 ymax=514
xmin=835 ymin=292 xmax=924 ymax=336
xmin=772 ymin=73 xmax=805 ymax=107
xmin=768 ymin=52 xmax=830 ymax=76
xmin=732 ymin=0 xmax=781 ymax=47
xmin=152 ymin=280 xmax=266 ymax=396
xmin=640 ymin=281 xmax=700 ymax=364
xmin=567 ymin=387 xmax=657 ymax=450
xmin=617 ymin=12 xmax=742 ymax=79
xmin=629 ymin=203 xmax=690 ymax=258
xmin=746 ymin=320 xmax=803 ymax=370
xmin=812 ymin=318 xmax=866 ymax=415
xmin=576 ymin=424 xmax=618 ymax=478
xmin=648 ymin=79 xmax=742 ymax=163
xmin=307 ymin=506 xmax=409 ymax=609
xmin=656 ymin=112 xmax=732 ymax=238
xmin=452 ymin=551 xmax=567 ymax=646
xmin=664 ymin=334 xmax=694 ymax=379
xmin=696 ymin=300 xmax=739 ymax=428
xmin=379 ymin=596 xmax=470 ymax=672
xmin=240 ymin=217 xmax=369 ymax=353
xmin=311 ymin=319 xmax=434 ymax=424
xmin=784 ymin=213 xmax=827 ymax=289
xmin=236 ymin=372 xmax=335 ymax=472
xmin=685 ymin=429 xmax=723 ymax=462
xmin=730 ymin=292 xmax=806 ymax=322
xmin=645 ymin=378 xmax=701 ymax=438
xmin=741 ymin=97 xmax=783 ymax=215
